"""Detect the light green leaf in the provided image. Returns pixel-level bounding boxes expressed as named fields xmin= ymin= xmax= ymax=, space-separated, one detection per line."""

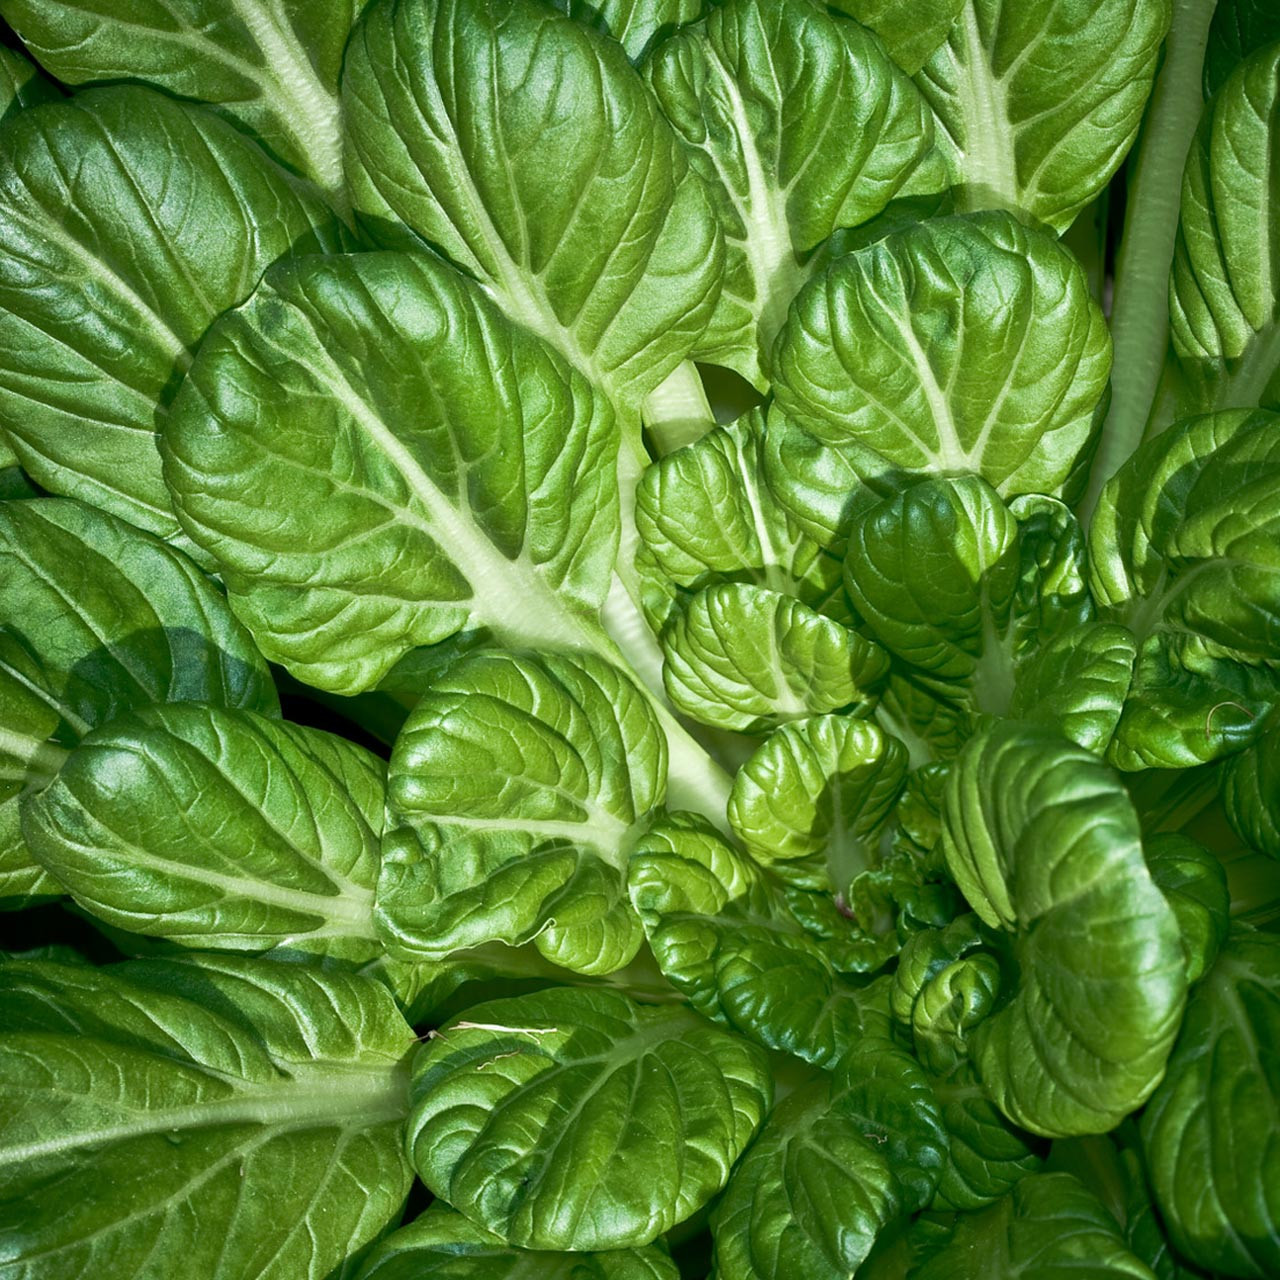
xmin=551 ymin=0 xmax=702 ymax=63
xmin=0 ymin=953 xmax=415 ymax=1280
xmin=636 ymin=409 xmax=847 ymax=619
xmin=915 ymin=0 xmax=1170 ymax=232
xmin=628 ymin=812 xmax=893 ymax=1067
xmin=22 ymin=704 xmax=384 ymax=959
xmin=0 ymin=499 xmax=278 ymax=906
xmin=0 ymin=86 xmax=350 ymax=543
xmin=729 ymin=716 xmax=908 ymax=892
xmin=941 ymin=722 xmax=1187 ymax=1136
xmin=1089 ymin=408 xmax=1280 ymax=770
xmin=356 ymin=1206 xmax=680 ymax=1280
xmin=660 ymin=584 xmax=887 ymax=733
xmin=164 ymin=250 xmax=618 ymax=696
xmin=379 ymin=650 xmax=662 ymax=975
xmin=913 ymin=1173 xmax=1158 ymax=1280
xmin=342 ymin=0 xmax=722 ymax=439
xmin=1171 ymin=41 xmax=1280 ymax=416
xmin=711 ymin=1040 xmax=947 ymax=1280
xmin=1139 ymin=929 xmax=1280 ymax=1278
xmin=827 ymin=0 xmax=965 ymax=74
xmin=645 ymin=0 xmax=937 ymax=385
xmin=0 ymin=0 xmax=358 ymax=195
xmin=407 ymin=986 xmax=771 ymax=1250
xmin=1144 ymin=833 xmax=1230 ymax=985
xmin=772 ymin=212 xmax=1111 ymax=502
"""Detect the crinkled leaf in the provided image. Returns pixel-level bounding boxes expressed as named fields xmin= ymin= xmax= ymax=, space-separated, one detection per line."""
xmin=1089 ymin=408 xmax=1280 ymax=770
xmin=0 ymin=953 xmax=414 ymax=1280
xmin=379 ymin=651 xmax=662 ymax=975
xmin=164 ymin=250 xmax=618 ymax=696
xmin=915 ymin=0 xmax=1169 ymax=233
xmin=355 ymin=1206 xmax=679 ymax=1280
xmin=22 ymin=704 xmax=384 ymax=959
xmin=913 ymin=1173 xmax=1157 ymax=1280
xmin=1171 ymin=41 xmax=1280 ymax=416
xmin=0 ymin=499 xmax=278 ymax=905
xmin=1144 ymin=833 xmax=1230 ymax=985
xmin=711 ymin=1040 xmax=947 ymax=1280
xmin=551 ymin=0 xmax=702 ymax=63
xmin=645 ymin=0 xmax=937 ymax=384
xmin=0 ymin=0 xmax=358 ymax=194
xmin=729 ymin=716 xmax=908 ymax=892
xmin=342 ymin=0 xmax=722 ymax=437
xmin=772 ymin=212 xmax=1111 ymax=502
xmin=407 ymin=986 xmax=771 ymax=1250
xmin=941 ymin=722 xmax=1187 ymax=1136
xmin=827 ymin=0 xmax=964 ymax=75
xmin=660 ymin=584 xmax=886 ymax=733
xmin=628 ymin=812 xmax=893 ymax=1067
xmin=875 ymin=671 xmax=976 ymax=767
xmin=0 ymin=86 xmax=350 ymax=543
xmin=1139 ymin=929 xmax=1280 ymax=1278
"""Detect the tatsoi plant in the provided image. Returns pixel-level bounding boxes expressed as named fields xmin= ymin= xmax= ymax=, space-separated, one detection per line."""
xmin=0 ymin=0 xmax=1277 ymax=1277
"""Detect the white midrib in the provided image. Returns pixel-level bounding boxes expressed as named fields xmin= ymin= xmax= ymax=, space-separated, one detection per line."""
xmin=954 ymin=3 xmax=1019 ymax=211
xmin=231 ymin=0 xmax=344 ymax=196
xmin=0 ymin=727 xmax=68 ymax=784
xmin=0 ymin=1059 xmax=408 ymax=1167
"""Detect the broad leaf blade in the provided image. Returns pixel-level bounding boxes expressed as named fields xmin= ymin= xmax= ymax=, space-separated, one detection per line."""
xmin=828 ymin=0 xmax=964 ymax=75
xmin=551 ymin=0 xmax=702 ymax=63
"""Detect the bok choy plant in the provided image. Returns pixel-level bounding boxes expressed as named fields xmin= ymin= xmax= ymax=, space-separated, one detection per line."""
xmin=0 ymin=0 xmax=1276 ymax=1276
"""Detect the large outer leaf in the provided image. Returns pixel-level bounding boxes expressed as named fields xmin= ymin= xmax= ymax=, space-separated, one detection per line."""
xmin=0 ymin=0 xmax=358 ymax=194
xmin=1171 ymin=41 xmax=1280 ymax=416
xmin=1089 ymin=408 xmax=1280 ymax=770
xmin=0 ymin=499 xmax=278 ymax=904
xmin=357 ymin=1207 xmax=680 ymax=1279
xmin=915 ymin=0 xmax=1170 ymax=233
xmin=378 ymin=650 xmax=662 ymax=975
xmin=913 ymin=1173 xmax=1157 ymax=1279
xmin=941 ymin=722 xmax=1187 ymax=1136
xmin=163 ymin=251 xmax=617 ymax=696
xmin=0 ymin=86 xmax=349 ymax=543
xmin=407 ymin=986 xmax=771 ymax=1250
xmin=1139 ymin=929 xmax=1280 ymax=1278
xmin=711 ymin=1041 xmax=947 ymax=1280
xmin=827 ymin=0 xmax=965 ymax=75
xmin=644 ymin=0 xmax=937 ymax=385
xmin=771 ymin=211 xmax=1110 ymax=503
xmin=342 ymin=0 xmax=722 ymax=434
xmin=22 ymin=705 xmax=384 ymax=959
xmin=0 ymin=954 xmax=414 ymax=1280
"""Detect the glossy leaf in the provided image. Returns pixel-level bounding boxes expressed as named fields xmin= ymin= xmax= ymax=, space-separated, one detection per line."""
xmin=0 ymin=43 xmax=57 ymax=121
xmin=729 ymin=715 xmax=908 ymax=892
xmin=23 ymin=705 xmax=384 ymax=959
xmin=1224 ymin=718 xmax=1280 ymax=858
xmin=0 ymin=86 xmax=349 ymax=542
xmin=915 ymin=0 xmax=1170 ymax=232
xmin=164 ymin=250 xmax=618 ymax=696
xmin=379 ymin=650 xmax=662 ymax=974
xmin=1139 ymin=929 xmax=1280 ymax=1278
xmin=342 ymin=0 xmax=722 ymax=435
xmin=772 ymin=212 xmax=1111 ymax=502
xmin=1144 ymin=833 xmax=1230 ymax=985
xmin=551 ymin=0 xmax=702 ymax=63
xmin=941 ymin=722 xmax=1187 ymax=1136
xmin=1171 ymin=41 xmax=1280 ymax=415
xmin=645 ymin=0 xmax=938 ymax=384
xmin=1204 ymin=0 xmax=1280 ymax=96
xmin=407 ymin=986 xmax=771 ymax=1250
xmin=827 ymin=0 xmax=964 ymax=74
xmin=0 ymin=953 xmax=415 ymax=1280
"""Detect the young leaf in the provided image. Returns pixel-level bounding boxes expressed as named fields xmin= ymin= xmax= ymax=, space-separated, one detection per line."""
xmin=0 ymin=86 xmax=350 ymax=544
xmin=0 ymin=953 xmax=415 ymax=1280
xmin=22 ymin=705 xmax=385 ymax=959
xmin=407 ymin=986 xmax=771 ymax=1250
xmin=1139 ymin=929 xmax=1280 ymax=1278
xmin=644 ymin=0 xmax=938 ymax=385
xmin=772 ymin=212 xmax=1111 ymax=504
xmin=550 ymin=0 xmax=703 ymax=63
xmin=379 ymin=650 xmax=663 ymax=975
xmin=0 ymin=0 xmax=358 ymax=196
xmin=915 ymin=0 xmax=1170 ymax=232
xmin=164 ymin=250 xmax=618 ymax=696
xmin=1144 ymin=833 xmax=1230 ymax=984
xmin=941 ymin=722 xmax=1188 ymax=1136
